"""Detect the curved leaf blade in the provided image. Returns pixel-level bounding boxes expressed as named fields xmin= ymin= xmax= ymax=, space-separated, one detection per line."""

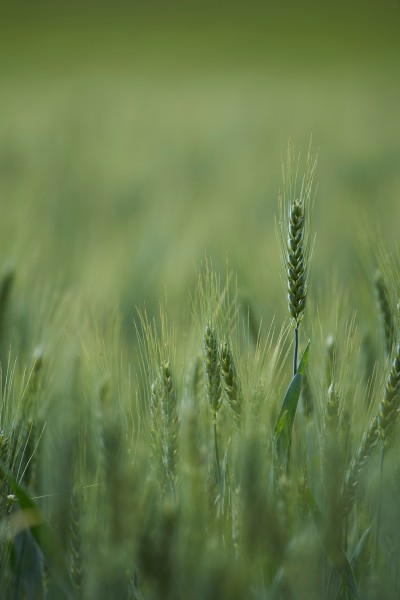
xmin=298 ymin=340 xmax=310 ymax=375
xmin=273 ymin=372 xmax=303 ymax=463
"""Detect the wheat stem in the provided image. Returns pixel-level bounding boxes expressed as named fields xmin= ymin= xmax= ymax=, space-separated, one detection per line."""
xmin=213 ymin=416 xmax=221 ymax=484
xmin=293 ymin=326 xmax=299 ymax=376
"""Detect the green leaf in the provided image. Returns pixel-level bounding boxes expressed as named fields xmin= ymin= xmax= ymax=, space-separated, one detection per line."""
xmin=273 ymin=372 xmax=303 ymax=464
xmin=273 ymin=342 xmax=310 ymax=467
xmin=0 ymin=460 xmax=74 ymax=599
xmin=297 ymin=340 xmax=310 ymax=375
xmin=275 ymin=410 xmax=288 ymax=437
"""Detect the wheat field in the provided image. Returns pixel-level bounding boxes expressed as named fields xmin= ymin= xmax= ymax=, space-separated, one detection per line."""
xmin=1 ymin=2 xmax=400 ymax=599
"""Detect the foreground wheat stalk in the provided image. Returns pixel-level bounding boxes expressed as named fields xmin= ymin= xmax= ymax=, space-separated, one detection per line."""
xmin=204 ymin=324 xmax=222 ymax=483
xmin=279 ymin=140 xmax=317 ymax=375
xmin=376 ymin=341 xmax=400 ymax=557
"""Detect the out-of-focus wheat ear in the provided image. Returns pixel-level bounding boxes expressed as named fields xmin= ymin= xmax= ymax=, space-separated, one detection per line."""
xmin=220 ymin=340 xmax=242 ymax=427
xmin=70 ymin=487 xmax=84 ymax=597
xmin=374 ymin=270 xmax=394 ymax=357
xmin=362 ymin=332 xmax=377 ymax=408
xmin=203 ymin=324 xmax=222 ymax=483
xmin=342 ymin=416 xmax=380 ymax=517
xmin=203 ymin=324 xmax=222 ymax=418
xmin=150 ymin=378 xmax=164 ymax=479
xmin=160 ymin=360 xmax=178 ymax=485
xmin=378 ymin=341 xmax=400 ymax=446
xmin=150 ymin=361 xmax=178 ymax=491
xmin=375 ymin=342 xmax=400 ymax=559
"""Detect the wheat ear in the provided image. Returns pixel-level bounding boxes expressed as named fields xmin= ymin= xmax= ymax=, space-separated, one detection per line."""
xmin=374 ymin=270 xmax=394 ymax=357
xmin=279 ymin=141 xmax=317 ymax=374
xmin=150 ymin=361 xmax=178 ymax=489
xmin=203 ymin=324 xmax=222 ymax=482
xmin=378 ymin=342 xmax=400 ymax=445
xmin=220 ymin=340 xmax=242 ymax=427
xmin=376 ymin=341 xmax=400 ymax=557
xmin=204 ymin=324 xmax=222 ymax=417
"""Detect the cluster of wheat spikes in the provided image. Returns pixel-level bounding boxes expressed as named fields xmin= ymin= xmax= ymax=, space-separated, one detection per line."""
xmin=2 ymin=143 xmax=400 ymax=599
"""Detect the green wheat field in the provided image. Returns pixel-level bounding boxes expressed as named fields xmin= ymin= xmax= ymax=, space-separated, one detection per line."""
xmin=1 ymin=2 xmax=400 ymax=598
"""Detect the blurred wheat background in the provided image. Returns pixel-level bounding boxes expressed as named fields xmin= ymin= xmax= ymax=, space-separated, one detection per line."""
xmin=1 ymin=0 xmax=399 ymax=328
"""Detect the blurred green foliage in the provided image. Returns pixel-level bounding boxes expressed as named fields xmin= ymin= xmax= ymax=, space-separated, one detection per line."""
xmin=1 ymin=1 xmax=399 ymax=334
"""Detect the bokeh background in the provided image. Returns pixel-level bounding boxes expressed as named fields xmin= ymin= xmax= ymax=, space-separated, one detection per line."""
xmin=1 ymin=0 xmax=400 ymax=334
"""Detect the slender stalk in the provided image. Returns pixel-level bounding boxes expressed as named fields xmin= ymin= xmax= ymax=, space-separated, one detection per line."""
xmin=293 ymin=326 xmax=299 ymax=376
xmin=213 ymin=416 xmax=221 ymax=484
